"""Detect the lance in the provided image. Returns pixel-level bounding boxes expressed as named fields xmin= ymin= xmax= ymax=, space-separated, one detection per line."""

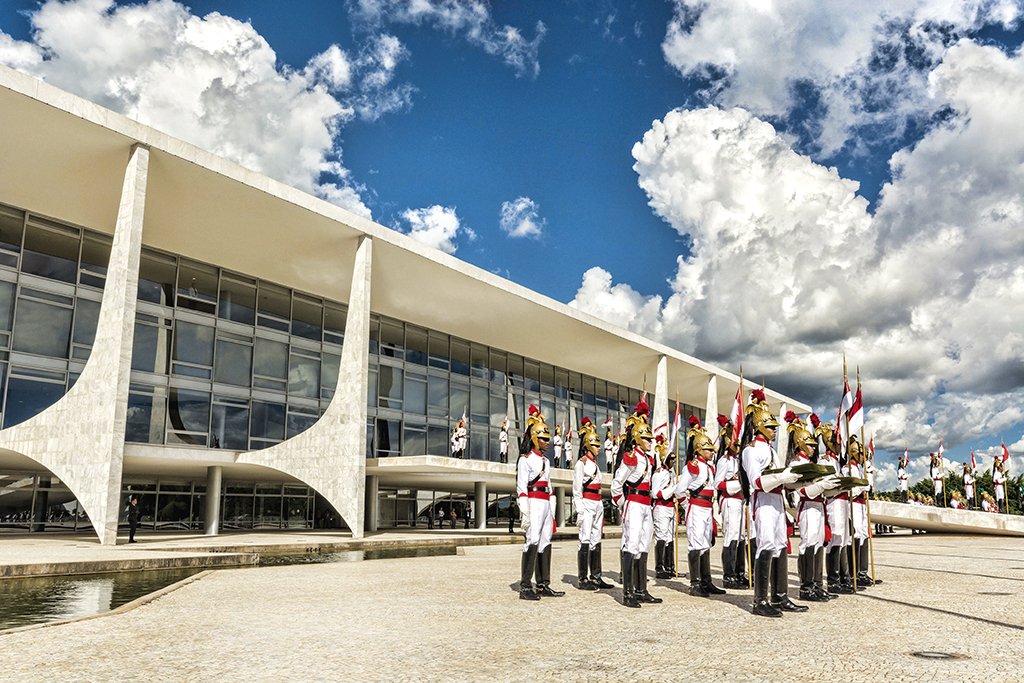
xmin=859 ymin=368 xmax=877 ymax=584
xmin=845 ymin=355 xmax=858 ymax=593
xmin=673 ymin=389 xmax=680 ymax=577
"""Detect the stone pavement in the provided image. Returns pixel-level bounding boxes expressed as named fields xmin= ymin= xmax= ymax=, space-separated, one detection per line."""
xmin=2 ymin=533 xmax=1022 ymax=682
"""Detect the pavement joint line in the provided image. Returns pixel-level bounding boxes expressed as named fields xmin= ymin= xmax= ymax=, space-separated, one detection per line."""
xmin=874 ymin=563 xmax=1024 ymax=582
xmin=858 ymin=593 xmax=1024 ymax=632
xmin=0 ymin=569 xmax=214 ymax=637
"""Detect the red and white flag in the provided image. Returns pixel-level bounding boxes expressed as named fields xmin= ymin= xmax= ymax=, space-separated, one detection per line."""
xmin=868 ymin=436 xmax=874 ymax=460
xmin=837 ymin=377 xmax=853 ymax=458
xmin=970 ymin=450 xmax=977 ymax=471
xmin=668 ymin=400 xmax=682 ymax=454
xmin=902 ymin=447 xmax=909 ymax=469
xmin=601 ymin=417 xmax=613 ymax=429
xmin=847 ymin=383 xmax=863 ymax=437
xmin=729 ymin=380 xmax=745 ymax=445
xmin=1002 ymin=442 xmax=1011 ymax=465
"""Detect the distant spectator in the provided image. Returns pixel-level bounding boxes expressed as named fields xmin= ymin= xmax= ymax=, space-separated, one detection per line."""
xmin=125 ymin=496 xmax=140 ymax=543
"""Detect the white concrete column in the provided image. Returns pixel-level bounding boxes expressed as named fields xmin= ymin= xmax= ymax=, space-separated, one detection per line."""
xmin=474 ymin=481 xmax=487 ymax=530
xmin=555 ymin=486 xmax=566 ymax=527
xmin=705 ymin=375 xmax=719 ymax=425
xmin=776 ymin=402 xmax=789 ymax=461
xmin=653 ymin=354 xmax=669 ymax=436
xmin=365 ymin=475 xmax=379 ymax=533
xmin=0 ymin=144 xmax=149 ymax=545
xmin=203 ymin=466 xmax=222 ymax=535
xmin=239 ymin=235 xmax=372 ymax=537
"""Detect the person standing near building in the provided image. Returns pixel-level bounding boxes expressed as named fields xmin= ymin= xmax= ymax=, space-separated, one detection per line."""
xmin=516 ymin=404 xmax=563 ymax=600
xmin=994 ymin=459 xmax=1007 ymax=513
xmin=677 ymin=417 xmax=725 ymax=597
xmin=847 ymin=438 xmax=873 ymax=588
xmin=816 ymin=416 xmax=854 ymax=595
xmin=499 ymin=418 xmax=509 ymax=464
xmin=611 ymin=399 xmax=661 ymax=608
xmin=603 ymin=428 xmax=615 ymax=473
xmin=125 ymin=496 xmax=141 ymax=544
xmin=451 ymin=419 xmax=467 ymax=459
xmin=650 ymin=433 xmax=678 ymax=580
xmin=742 ymin=393 xmax=804 ymax=617
xmin=562 ymin=430 xmax=573 ymax=470
xmin=714 ymin=415 xmax=747 ymax=589
xmin=572 ymin=417 xmax=612 ymax=590
xmin=930 ymin=453 xmax=944 ymax=507
xmin=551 ymin=425 xmax=563 ymax=470
xmin=786 ymin=412 xmax=838 ymax=602
xmin=963 ymin=462 xmax=976 ymax=510
xmin=898 ymin=459 xmax=909 ymax=503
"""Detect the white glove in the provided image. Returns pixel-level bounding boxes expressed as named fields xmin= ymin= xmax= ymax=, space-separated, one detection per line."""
xmin=802 ymin=481 xmax=828 ymax=499
xmin=820 ymin=474 xmax=841 ymax=491
xmin=759 ymin=468 xmax=801 ymax=492
xmin=851 ymin=486 xmax=867 ymax=498
xmin=518 ymin=497 xmax=531 ymax=533
xmin=725 ymin=480 xmax=743 ymax=496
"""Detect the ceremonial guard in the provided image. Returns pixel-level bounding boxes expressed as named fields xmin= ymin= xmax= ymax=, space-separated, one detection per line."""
xmin=551 ymin=426 xmax=563 ymax=470
xmin=741 ymin=392 xmax=805 ymax=617
xmin=650 ymin=434 xmax=678 ymax=579
xmin=516 ymin=405 xmax=563 ymax=600
xmin=994 ymin=459 xmax=1007 ymax=513
xmin=815 ymin=415 xmax=854 ymax=594
xmin=930 ymin=453 xmax=944 ymax=506
xmin=713 ymin=415 xmax=748 ymax=588
xmin=603 ymin=429 xmax=615 ymax=473
xmin=611 ymin=399 xmax=661 ymax=608
xmin=678 ymin=417 xmax=725 ymax=597
xmin=847 ymin=437 xmax=873 ymax=588
xmin=786 ymin=412 xmax=839 ymax=602
xmin=563 ymin=430 xmax=573 ymax=470
xmin=898 ymin=460 xmax=909 ymax=502
xmin=450 ymin=419 xmax=467 ymax=459
xmin=499 ymin=418 xmax=509 ymax=464
xmin=572 ymin=417 xmax=613 ymax=590
xmin=963 ymin=462 xmax=975 ymax=509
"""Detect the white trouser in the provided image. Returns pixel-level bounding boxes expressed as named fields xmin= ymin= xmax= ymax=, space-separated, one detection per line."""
xmin=620 ymin=499 xmax=653 ymax=555
xmin=826 ymin=498 xmax=850 ymax=548
xmin=522 ymin=496 xmax=554 ymax=552
xmin=652 ymin=504 xmax=676 ymax=543
xmin=720 ymin=497 xmax=746 ymax=544
xmin=933 ymin=480 xmax=942 ymax=495
xmin=852 ymin=502 xmax=869 ymax=540
xmin=798 ymin=500 xmax=825 ymax=553
xmin=752 ymin=491 xmax=786 ymax=558
xmin=576 ymin=498 xmax=603 ymax=548
xmin=686 ymin=502 xmax=714 ymax=552
xmin=965 ymin=484 xmax=974 ymax=499
xmin=996 ymin=485 xmax=1005 ymax=502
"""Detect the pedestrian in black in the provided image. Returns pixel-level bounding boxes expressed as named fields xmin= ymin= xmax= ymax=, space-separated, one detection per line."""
xmin=126 ymin=496 xmax=141 ymax=543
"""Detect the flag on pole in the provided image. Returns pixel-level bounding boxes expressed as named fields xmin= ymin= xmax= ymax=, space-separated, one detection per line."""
xmin=970 ymin=449 xmax=976 ymax=472
xmin=668 ymin=400 xmax=682 ymax=454
xmin=868 ymin=435 xmax=874 ymax=460
xmin=837 ymin=374 xmax=853 ymax=459
xmin=847 ymin=382 xmax=863 ymax=437
xmin=903 ymin=447 xmax=909 ymax=469
xmin=729 ymin=380 xmax=744 ymax=445
xmin=601 ymin=417 xmax=613 ymax=429
xmin=1002 ymin=442 xmax=1011 ymax=467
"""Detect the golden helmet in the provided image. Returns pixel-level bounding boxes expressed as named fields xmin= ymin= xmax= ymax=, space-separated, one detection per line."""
xmin=579 ymin=417 xmax=601 ymax=450
xmin=847 ymin=437 xmax=864 ymax=461
xmin=785 ymin=411 xmax=815 ymax=455
xmin=686 ymin=416 xmax=715 ymax=455
xmin=809 ymin=414 xmax=834 ymax=450
xmin=525 ymin=404 xmax=551 ymax=450
xmin=748 ymin=400 xmax=779 ymax=440
xmin=626 ymin=398 xmax=653 ymax=443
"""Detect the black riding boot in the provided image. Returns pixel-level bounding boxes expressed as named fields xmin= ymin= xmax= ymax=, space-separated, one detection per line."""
xmin=815 ymin=547 xmax=834 ymax=599
xmin=828 ymin=546 xmax=853 ymax=594
xmin=688 ymin=549 xmax=708 ymax=596
xmin=736 ymin=541 xmax=750 ymax=588
xmin=857 ymin=540 xmax=873 ymax=587
xmin=589 ymin=543 xmax=614 ymax=589
xmin=771 ymin=553 xmax=808 ymax=612
xmin=621 ymin=552 xmax=640 ymax=608
xmin=520 ymin=544 xmax=540 ymax=600
xmin=654 ymin=540 xmax=669 ymax=578
xmin=722 ymin=542 xmax=738 ymax=588
xmin=701 ymin=550 xmax=726 ymax=594
xmin=665 ymin=541 xmax=677 ymax=578
xmin=841 ymin=544 xmax=860 ymax=592
xmin=752 ymin=551 xmax=782 ymax=617
xmin=798 ymin=551 xmax=827 ymax=602
xmin=577 ymin=546 xmax=596 ymax=590
xmin=536 ymin=546 xmax=564 ymax=597
xmin=637 ymin=552 xmax=662 ymax=603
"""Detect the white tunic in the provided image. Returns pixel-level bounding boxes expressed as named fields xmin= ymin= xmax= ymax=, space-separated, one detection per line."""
xmin=714 ymin=453 xmax=746 ymax=544
xmin=611 ymin=446 xmax=654 ymax=555
xmin=651 ymin=465 xmax=677 ymax=543
xmin=676 ymin=457 xmax=716 ymax=552
xmin=516 ymin=449 xmax=554 ymax=551
xmin=572 ymin=454 xmax=603 ymax=547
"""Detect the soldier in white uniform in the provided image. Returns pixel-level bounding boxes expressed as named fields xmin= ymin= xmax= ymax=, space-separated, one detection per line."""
xmin=930 ymin=453 xmax=944 ymax=506
xmin=499 ymin=419 xmax=509 ymax=464
xmin=551 ymin=426 xmax=563 ymax=469
xmin=815 ymin=415 xmax=854 ymax=595
xmin=962 ymin=462 xmax=975 ymax=509
xmin=742 ymin=392 xmax=805 ymax=617
xmin=847 ymin=438 xmax=873 ymax=587
xmin=786 ymin=412 xmax=839 ymax=602
xmin=572 ymin=417 xmax=613 ymax=590
xmin=650 ymin=434 xmax=678 ymax=579
xmin=603 ymin=429 xmax=615 ymax=473
xmin=562 ymin=431 xmax=573 ymax=470
xmin=516 ymin=405 xmax=563 ymax=601
xmin=678 ymin=418 xmax=726 ymax=597
xmin=713 ymin=415 xmax=748 ymax=589
xmin=450 ymin=419 xmax=467 ymax=459
xmin=898 ymin=461 xmax=909 ymax=502
xmin=610 ymin=399 xmax=661 ymax=608
xmin=994 ymin=460 xmax=1007 ymax=513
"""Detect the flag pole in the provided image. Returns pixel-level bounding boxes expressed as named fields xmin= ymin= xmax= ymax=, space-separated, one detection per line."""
xmin=844 ymin=355 xmax=858 ymax=593
xmin=738 ymin=366 xmax=753 ymax=587
xmin=673 ymin=389 xmax=680 ymax=577
xmin=859 ymin=368 xmax=877 ymax=584
xmin=941 ymin=437 xmax=947 ymax=508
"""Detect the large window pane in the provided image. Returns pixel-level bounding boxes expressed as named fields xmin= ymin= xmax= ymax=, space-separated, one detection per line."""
xmin=377 ymin=364 xmax=403 ymax=409
xmin=131 ymin=322 xmax=170 ymax=374
xmin=406 ymin=326 xmax=427 ymax=366
xmin=291 ymin=296 xmax=322 ymax=341
xmin=0 ymin=280 xmax=15 ymax=331
xmin=428 ymin=331 xmax=449 ymax=369
xmin=257 ymin=283 xmax=290 ymax=331
xmin=403 ymin=423 xmax=426 ymax=457
xmin=126 ymin=390 xmax=165 ymax=443
xmin=321 ymin=352 xmax=339 ymax=397
xmin=253 ymin=337 xmax=288 ymax=379
xmin=2 ymin=377 xmax=65 ymax=427
xmin=166 ymin=388 xmax=210 ymax=444
xmin=72 ymin=298 xmax=101 ymax=347
xmin=375 ymin=418 xmax=400 ymax=456
xmin=21 ymin=221 xmax=79 ymax=283
xmin=12 ymin=298 xmax=72 ymax=357
xmin=177 ymin=260 xmax=217 ymax=314
xmin=427 ymin=425 xmax=448 ymax=456
xmin=0 ymin=207 xmax=23 ymax=267
xmin=288 ymin=352 xmax=320 ymax=398
xmin=324 ymin=304 xmax=346 ymax=344
xmin=404 ymin=375 xmax=426 ymax=415
xmin=287 ymin=407 xmax=318 ymax=437
xmin=173 ymin=320 xmax=214 ymax=367
xmin=251 ymin=401 xmax=285 ymax=441
xmin=211 ymin=402 xmax=249 ymax=450
xmin=214 ymin=339 xmax=252 ymax=387
xmin=379 ymin=319 xmax=404 ymax=359
xmin=138 ymin=250 xmax=176 ymax=305
xmin=218 ymin=275 xmax=256 ymax=325
xmin=427 ymin=374 xmax=447 ymax=417
xmin=450 ymin=383 xmax=469 ymax=421
xmin=451 ymin=339 xmax=470 ymax=376
xmin=79 ymin=235 xmax=111 ymax=288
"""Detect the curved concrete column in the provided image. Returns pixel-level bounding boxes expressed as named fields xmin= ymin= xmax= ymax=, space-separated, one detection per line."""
xmin=0 ymin=144 xmax=149 ymax=545
xmin=705 ymin=375 xmax=719 ymax=424
xmin=652 ymin=354 xmax=668 ymax=436
xmin=239 ymin=235 xmax=372 ymax=537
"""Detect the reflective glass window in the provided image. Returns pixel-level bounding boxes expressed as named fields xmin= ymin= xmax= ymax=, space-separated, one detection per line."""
xmin=427 ymin=425 xmax=448 ymax=456
xmin=288 ymin=351 xmax=320 ymax=398
xmin=166 ymin=388 xmax=210 ymax=444
xmin=321 ymin=352 xmax=339 ymax=398
xmin=12 ymin=298 xmax=72 ymax=357
xmin=0 ymin=207 xmax=23 ymax=268
xmin=251 ymin=400 xmax=285 ymax=441
xmin=379 ymin=319 xmax=404 ymax=359
xmin=450 ymin=383 xmax=469 ymax=421
xmin=375 ymin=418 xmax=400 ymax=456
xmin=377 ymin=364 xmax=402 ymax=409
xmin=404 ymin=374 xmax=426 ymax=415
xmin=21 ymin=221 xmax=79 ymax=283
xmin=428 ymin=331 xmax=449 ymax=369
xmin=131 ymin=321 xmax=170 ymax=374
xmin=126 ymin=389 xmax=165 ymax=443
xmin=324 ymin=304 xmax=346 ymax=344
xmin=427 ymin=373 xmax=447 ymax=417
xmin=79 ymin=234 xmax=111 ymax=288
xmin=451 ymin=339 xmax=470 ymax=376
xmin=287 ymin=407 xmax=318 ymax=437
xmin=471 ymin=384 xmax=489 ymax=423
xmin=403 ymin=423 xmax=426 ymax=456
xmin=406 ymin=326 xmax=427 ymax=366
xmin=214 ymin=338 xmax=252 ymax=387
xmin=173 ymin=320 xmax=214 ymax=367
xmin=0 ymin=280 xmax=14 ymax=331
xmin=367 ymin=366 xmax=378 ymax=408
xmin=138 ymin=250 xmax=176 ymax=305
xmin=256 ymin=283 xmax=290 ymax=331
xmin=72 ymin=298 xmax=101 ymax=348
xmin=211 ymin=401 xmax=249 ymax=450
xmin=2 ymin=376 xmax=65 ymax=428
xmin=177 ymin=260 xmax=217 ymax=314
xmin=218 ymin=275 xmax=256 ymax=325
xmin=253 ymin=337 xmax=288 ymax=379
xmin=291 ymin=296 xmax=323 ymax=341
xmin=488 ymin=350 xmax=506 ymax=384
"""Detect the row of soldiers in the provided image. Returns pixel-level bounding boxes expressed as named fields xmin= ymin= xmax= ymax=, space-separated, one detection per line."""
xmin=515 ymin=393 xmax=876 ymax=616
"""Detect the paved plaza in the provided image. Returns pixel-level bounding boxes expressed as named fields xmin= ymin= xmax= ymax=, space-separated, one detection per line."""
xmin=3 ymin=533 xmax=1023 ymax=682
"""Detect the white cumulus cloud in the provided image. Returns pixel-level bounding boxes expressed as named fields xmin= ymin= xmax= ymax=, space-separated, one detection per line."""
xmin=498 ymin=196 xmax=545 ymax=239
xmin=400 ymin=205 xmax=474 ymax=254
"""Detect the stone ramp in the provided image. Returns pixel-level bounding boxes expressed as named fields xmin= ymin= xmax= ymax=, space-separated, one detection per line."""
xmin=870 ymin=499 xmax=1024 ymax=536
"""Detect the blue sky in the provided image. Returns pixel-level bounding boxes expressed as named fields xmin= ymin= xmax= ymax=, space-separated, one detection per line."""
xmin=2 ymin=0 xmax=1024 ymax=486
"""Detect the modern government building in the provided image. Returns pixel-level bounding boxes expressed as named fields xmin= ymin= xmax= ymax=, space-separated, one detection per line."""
xmin=0 ymin=65 xmax=809 ymax=544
